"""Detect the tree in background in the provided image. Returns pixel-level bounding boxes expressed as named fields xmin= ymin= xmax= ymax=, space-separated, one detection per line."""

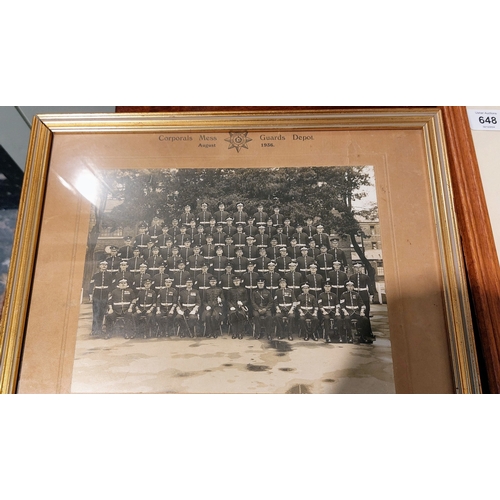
xmin=89 ymin=166 xmax=377 ymax=282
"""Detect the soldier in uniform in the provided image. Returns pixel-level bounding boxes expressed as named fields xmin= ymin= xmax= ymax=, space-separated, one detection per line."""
xmin=112 ymin=260 xmax=134 ymax=290
xmin=220 ymin=264 xmax=236 ymax=326
xmin=282 ymin=218 xmax=296 ymax=239
xmin=304 ymin=217 xmax=317 ymax=239
xmin=156 ymin=277 xmax=178 ymax=337
xmin=212 ymin=246 xmax=228 ymax=282
xmin=274 ymin=278 xmax=297 ymax=341
xmin=266 ymin=238 xmax=281 ymax=262
xmin=157 ymin=230 xmax=174 ymax=260
xmin=242 ymin=262 xmax=259 ymax=315
xmin=141 ymin=240 xmax=156 ymax=261
xmin=244 ymin=217 xmax=259 ymax=237
xmin=149 ymin=216 xmax=163 ymax=243
xmin=204 ymin=218 xmax=218 ymax=236
xmin=305 ymin=263 xmax=324 ymax=301
xmin=192 ymin=225 xmax=207 ymax=247
xmin=173 ymin=261 xmax=191 ymax=291
xmin=243 ymin=236 xmax=259 ymax=263
xmin=106 ymin=246 xmax=121 ymax=276
xmin=128 ymin=247 xmax=145 ymax=278
xmin=318 ymin=282 xmax=342 ymax=343
xmin=186 ymin=219 xmax=198 ymax=241
xmin=212 ymin=224 xmax=227 ymax=246
xmin=152 ymin=263 xmax=169 ymax=292
xmin=339 ymin=281 xmax=375 ymax=343
xmin=175 ymin=278 xmax=201 ymax=337
xmin=233 ymin=225 xmax=247 ymax=248
xmin=105 ymin=279 xmax=136 ymax=339
xmin=348 ymin=263 xmax=375 ymax=317
xmin=264 ymin=261 xmax=281 ymax=298
xmin=134 ymin=223 xmax=151 ymax=251
xmin=181 ymin=245 xmax=201 ymax=280
xmin=251 ymin=278 xmax=274 ymax=340
xmin=179 ymin=239 xmax=194 ymax=262
xmin=276 ymin=247 xmax=292 ymax=275
xmin=197 ymin=202 xmax=212 ymax=227
xmin=232 ymin=248 xmax=249 ymax=278
xmin=227 ymin=276 xmax=249 ymax=339
xmin=194 ymin=263 xmax=214 ymax=304
xmin=255 ymin=247 xmax=271 ymax=276
xmin=253 ymin=204 xmax=269 ymax=226
xmin=132 ymin=263 xmax=152 ymax=293
xmin=328 ymin=237 xmax=348 ymax=271
xmin=264 ymin=219 xmax=276 ymax=239
xmin=201 ymin=234 xmax=217 ymax=265
xmin=316 ymin=245 xmax=334 ymax=281
xmin=133 ymin=279 xmax=157 ymax=338
xmin=270 ymin=207 xmax=285 ymax=227
xmin=179 ymin=205 xmax=195 ymax=226
xmin=223 ymin=217 xmax=237 ymax=237
xmin=312 ymin=224 xmax=330 ymax=248
xmin=284 ymin=260 xmax=304 ymax=294
xmin=89 ymin=261 xmax=113 ymax=336
xmin=214 ymin=202 xmax=229 ymax=224
xmin=327 ymin=260 xmax=348 ymax=299
xmin=175 ymin=226 xmax=190 ymax=247
xmin=307 ymin=240 xmax=321 ymax=259
xmin=233 ymin=202 xmax=248 ymax=225
xmin=201 ymin=276 xmax=224 ymax=338
xmin=222 ymin=235 xmax=236 ymax=261
xmin=297 ymin=283 xmax=319 ymax=341
xmin=292 ymin=224 xmax=309 ymax=247
xmin=296 ymin=247 xmax=315 ymax=278
xmin=165 ymin=247 xmax=183 ymax=276
xmin=187 ymin=245 xmax=205 ymax=280
xmin=146 ymin=246 xmax=164 ymax=275
xmin=118 ymin=236 xmax=136 ymax=260
xmin=254 ymin=225 xmax=270 ymax=249
xmin=287 ymin=237 xmax=303 ymax=260
xmin=274 ymin=225 xmax=289 ymax=248
xmin=167 ymin=218 xmax=181 ymax=239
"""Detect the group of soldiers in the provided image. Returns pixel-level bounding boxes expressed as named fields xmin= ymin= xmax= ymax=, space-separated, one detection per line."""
xmin=89 ymin=202 xmax=376 ymax=344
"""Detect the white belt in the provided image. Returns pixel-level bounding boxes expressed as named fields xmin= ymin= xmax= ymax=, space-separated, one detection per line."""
xmin=301 ymin=306 xmax=314 ymax=310
xmin=354 ymin=287 xmax=368 ymax=291
xmin=190 ymin=267 xmax=202 ymax=271
xmin=182 ymin=303 xmax=197 ymax=307
xmin=113 ymin=302 xmax=131 ymax=306
xmin=161 ymin=302 xmax=175 ymax=306
xmin=213 ymin=268 xmax=225 ymax=272
xmin=94 ymin=286 xmax=109 ymax=289
xmin=278 ymin=303 xmax=293 ymax=307
xmin=198 ymin=286 xmax=210 ymax=290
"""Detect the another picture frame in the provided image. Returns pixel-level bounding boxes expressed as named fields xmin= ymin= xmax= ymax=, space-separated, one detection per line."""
xmin=0 ymin=108 xmax=491 ymax=393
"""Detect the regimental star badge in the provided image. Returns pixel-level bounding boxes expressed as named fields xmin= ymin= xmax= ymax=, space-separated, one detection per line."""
xmin=225 ymin=132 xmax=252 ymax=152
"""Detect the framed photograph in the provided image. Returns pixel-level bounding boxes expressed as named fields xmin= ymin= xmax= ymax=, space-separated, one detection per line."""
xmin=0 ymin=109 xmax=483 ymax=393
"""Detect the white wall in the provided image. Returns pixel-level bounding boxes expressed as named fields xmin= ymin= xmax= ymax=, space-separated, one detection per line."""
xmin=467 ymin=106 xmax=500 ymax=262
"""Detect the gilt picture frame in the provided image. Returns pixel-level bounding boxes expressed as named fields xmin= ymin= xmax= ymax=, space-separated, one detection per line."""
xmin=0 ymin=108 xmax=485 ymax=393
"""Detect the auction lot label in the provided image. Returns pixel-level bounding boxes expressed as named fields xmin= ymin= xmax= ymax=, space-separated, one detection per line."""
xmin=467 ymin=109 xmax=500 ymax=131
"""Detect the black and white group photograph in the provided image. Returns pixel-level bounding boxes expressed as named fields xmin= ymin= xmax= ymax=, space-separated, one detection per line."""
xmin=71 ymin=165 xmax=394 ymax=393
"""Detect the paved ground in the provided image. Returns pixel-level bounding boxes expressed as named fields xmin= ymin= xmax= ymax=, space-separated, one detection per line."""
xmin=71 ymin=303 xmax=394 ymax=393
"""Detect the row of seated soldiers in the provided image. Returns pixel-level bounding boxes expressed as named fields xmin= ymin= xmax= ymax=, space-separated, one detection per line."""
xmin=89 ymin=259 xmax=375 ymax=344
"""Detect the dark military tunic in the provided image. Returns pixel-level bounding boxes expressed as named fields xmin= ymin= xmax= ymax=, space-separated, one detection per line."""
xmin=89 ymin=270 xmax=113 ymax=333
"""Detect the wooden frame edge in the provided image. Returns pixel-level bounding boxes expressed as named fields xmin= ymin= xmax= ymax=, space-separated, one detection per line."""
xmin=441 ymin=106 xmax=500 ymax=393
